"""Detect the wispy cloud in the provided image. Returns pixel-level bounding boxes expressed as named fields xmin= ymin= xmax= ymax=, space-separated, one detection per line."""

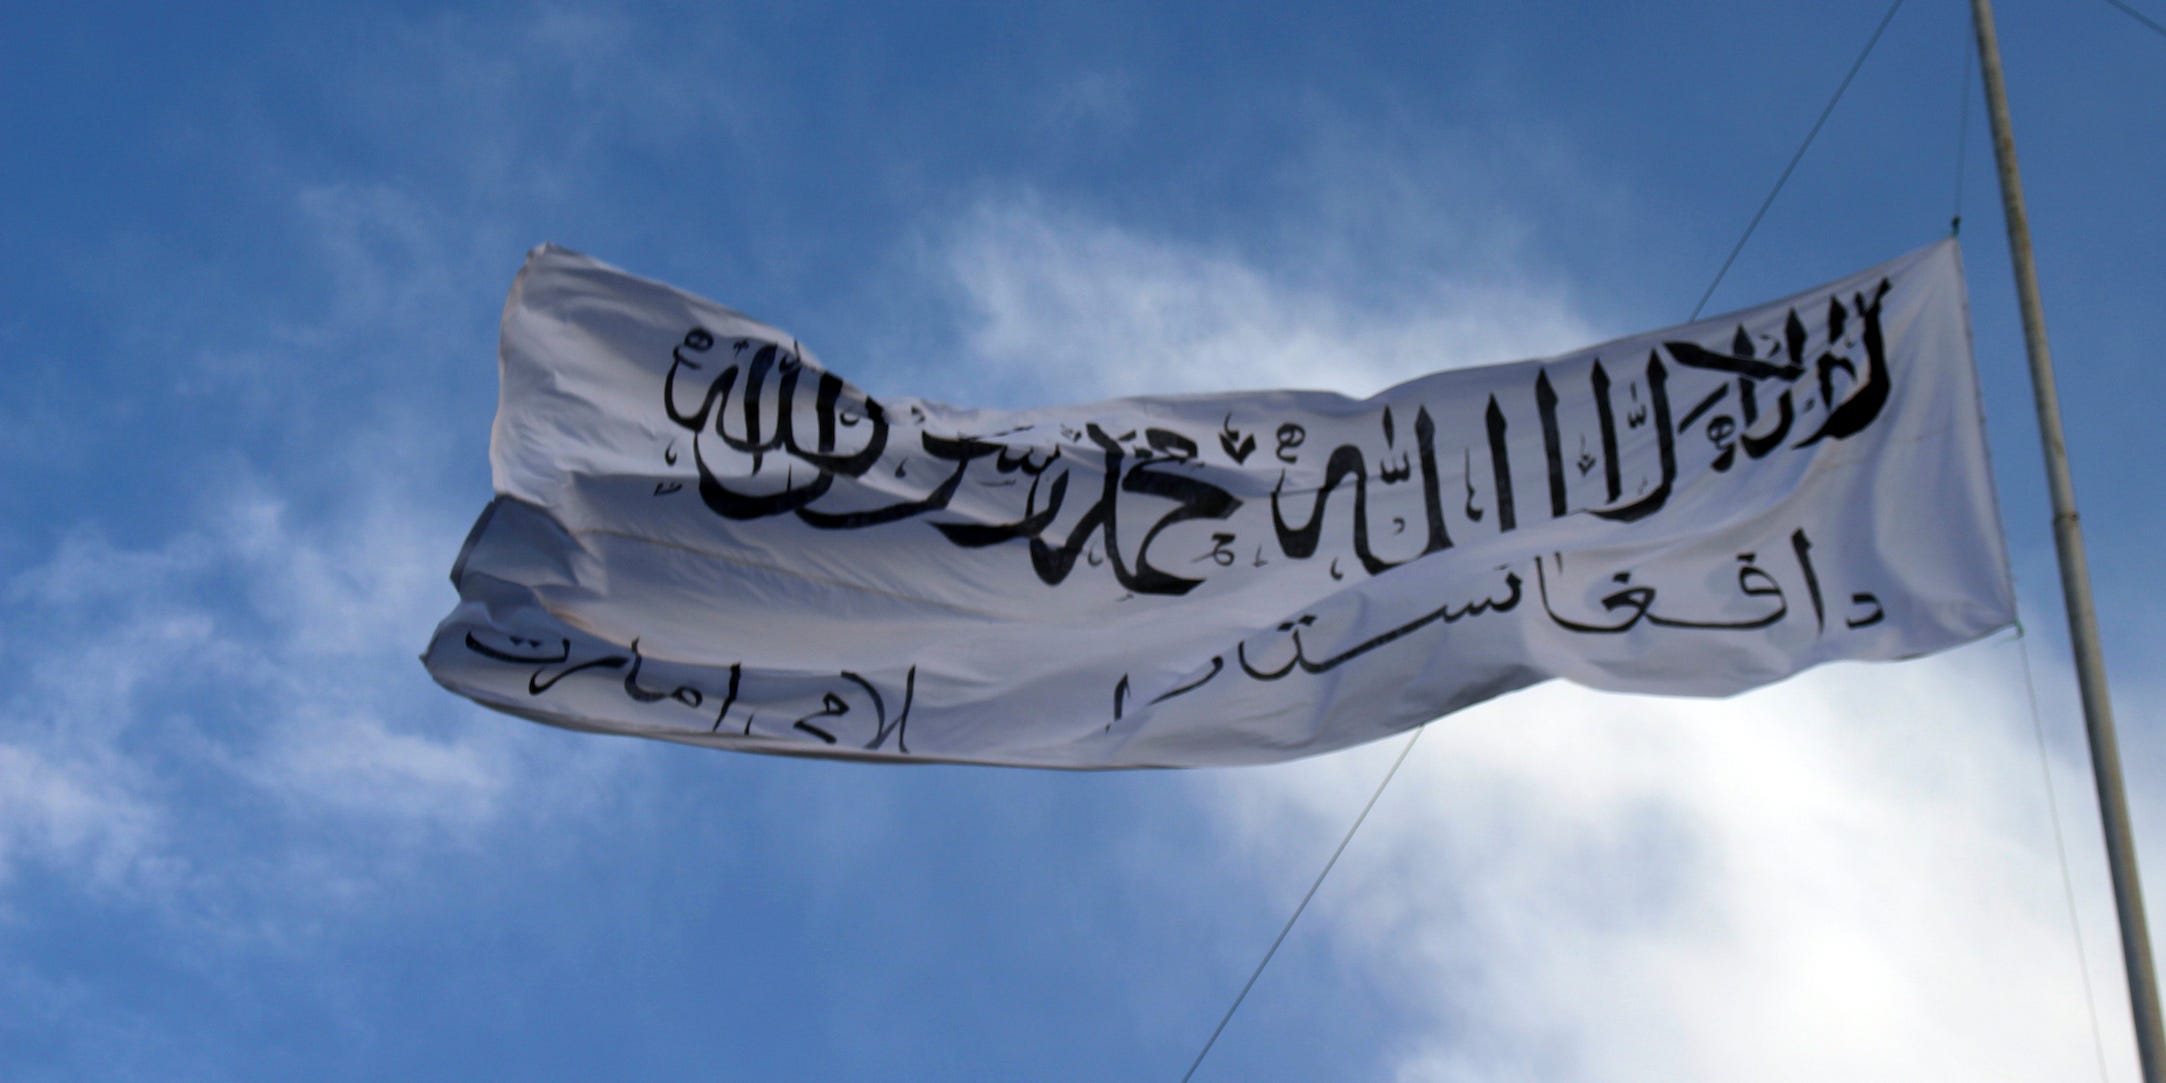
xmin=935 ymin=193 xmax=1600 ymax=405
xmin=2 ymin=477 xmax=520 ymax=916
xmin=0 ymin=0 xmax=713 ymax=925
xmin=0 ymin=742 xmax=161 ymax=905
xmin=326 ymin=4 xmax=752 ymax=203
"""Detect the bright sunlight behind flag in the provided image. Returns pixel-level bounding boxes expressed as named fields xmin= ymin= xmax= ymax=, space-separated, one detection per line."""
xmin=423 ymin=239 xmax=2012 ymax=768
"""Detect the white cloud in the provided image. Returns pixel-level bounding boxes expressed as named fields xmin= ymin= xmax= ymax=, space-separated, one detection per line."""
xmin=337 ymin=4 xmax=751 ymax=201
xmin=938 ymin=195 xmax=1601 ymax=405
xmin=1205 ymin=648 xmax=2133 ymax=1081
xmin=0 ymin=581 xmax=224 ymax=907
xmin=0 ymin=743 xmax=161 ymax=905
xmin=0 ymin=453 xmax=634 ymax=934
xmin=245 ymin=707 xmax=505 ymax=824
xmin=1039 ymin=70 xmax=1138 ymax=136
xmin=0 ymin=2 xmax=739 ymax=939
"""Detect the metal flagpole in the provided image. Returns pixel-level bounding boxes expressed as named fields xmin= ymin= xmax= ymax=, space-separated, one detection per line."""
xmin=1967 ymin=2 xmax=2164 ymax=1078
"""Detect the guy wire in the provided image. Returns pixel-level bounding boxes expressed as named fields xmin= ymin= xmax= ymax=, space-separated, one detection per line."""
xmin=1691 ymin=0 xmax=1908 ymax=321
xmin=1179 ymin=725 xmax=1425 ymax=1082
xmin=2015 ymin=624 xmax=2114 ymax=1083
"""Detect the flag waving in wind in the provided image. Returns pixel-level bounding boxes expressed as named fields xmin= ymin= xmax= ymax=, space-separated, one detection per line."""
xmin=424 ymin=239 xmax=2012 ymax=768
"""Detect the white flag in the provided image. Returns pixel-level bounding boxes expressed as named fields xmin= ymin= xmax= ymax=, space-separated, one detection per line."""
xmin=424 ymin=239 xmax=2012 ymax=768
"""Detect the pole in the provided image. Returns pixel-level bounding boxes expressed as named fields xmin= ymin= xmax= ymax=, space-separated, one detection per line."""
xmin=1968 ymin=2 xmax=2163 ymax=1078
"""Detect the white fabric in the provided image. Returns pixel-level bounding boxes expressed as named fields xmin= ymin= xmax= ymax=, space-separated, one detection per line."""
xmin=424 ymin=239 xmax=2013 ymax=767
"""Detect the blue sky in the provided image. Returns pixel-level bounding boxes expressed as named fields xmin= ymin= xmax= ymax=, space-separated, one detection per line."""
xmin=5 ymin=1 xmax=2165 ymax=1079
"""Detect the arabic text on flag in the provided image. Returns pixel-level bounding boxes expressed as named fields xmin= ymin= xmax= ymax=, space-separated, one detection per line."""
xmin=425 ymin=239 xmax=2012 ymax=767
